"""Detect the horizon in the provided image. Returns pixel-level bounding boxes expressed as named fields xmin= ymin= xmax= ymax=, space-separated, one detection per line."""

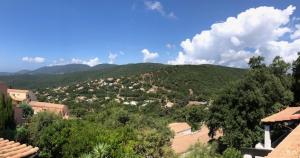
xmin=1 ymin=0 xmax=300 ymax=72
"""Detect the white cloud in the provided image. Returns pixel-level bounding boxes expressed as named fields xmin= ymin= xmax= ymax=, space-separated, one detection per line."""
xmin=22 ymin=56 xmax=45 ymax=63
xmin=168 ymin=5 xmax=300 ymax=67
xmin=291 ymin=24 xmax=300 ymax=39
xmin=108 ymin=53 xmax=118 ymax=64
xmin=142 ymin=49 xmax=159 ymax=62
xmin=71 ymin=57 xmax=101 ymax=67
xmin=166 ymin=43 xmax=176 ymax=49
xmin=145 ymin=1 xmax=176 ymax=19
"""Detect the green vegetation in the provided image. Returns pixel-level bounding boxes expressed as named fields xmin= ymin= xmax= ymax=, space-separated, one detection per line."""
xmin=1 ymin=57 xmax=298 ymax=157
xmin=0 ymin=63 xmax=167 ymax=89
xmin=19 ymin=103 xmax=34 ymax=119
xmin=0 ymin=93 xmax=15 ymax=138
xmin=21 ymin=102 xmax=174 ymax=158
xmin=185 ymin=143 xmax=242 ymax=158
xmin=207 ymin=56 xmax=293 ymax=149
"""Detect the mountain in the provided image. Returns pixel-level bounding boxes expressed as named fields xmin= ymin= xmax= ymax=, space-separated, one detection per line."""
xmin=0 ymin=63 xmax=247 ymax=98
xmin=33 ymin=64 xmax=247 ymax=108
xmin=91 ymin=64 xmax=118 ymax=70
xmin=0 ymin=63 xmax=167 ymax=89
xmin=15 ymin=70 xmax=31 ymax=75
xmin=0 ymin=72 xmax=12 ymax=76
xmin=29 ymin=64 xmax=91 ymax=74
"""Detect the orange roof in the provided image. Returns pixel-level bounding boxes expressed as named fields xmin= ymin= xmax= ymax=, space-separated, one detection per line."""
xmin=29 ymin=101 xmax=66 ymax=109
xmin=168 ymin=122 xmax=191 ymax=134
xmin=261 ymin=107 xmax=300 ymax=123
xmin=266 ymin=124 xmax=300 ymax=158
xmin=7 ymin=89 xmax=29 ymax=93
xmin=170 ymin=126 xmax=222 ymax=154
xmin=0 ymin=138 xmax=39 ymax=158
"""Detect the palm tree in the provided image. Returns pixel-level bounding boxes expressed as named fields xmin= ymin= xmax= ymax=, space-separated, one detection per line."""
xmin=80 ymin=143 xmax=111 ymax=158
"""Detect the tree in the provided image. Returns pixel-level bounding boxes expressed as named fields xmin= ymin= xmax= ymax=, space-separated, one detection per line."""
xmin=185 ymin=143 xmax=220 ymax=158
xmin=28 ymin=112 xmax=61 ymax=144
xmin=19 ymin=103 xmax=34 ymax=119
xmin=221 ymin=148 xmax=242 ymax=158
xmin=15 ymin=125 xmax=29 ymax=143
xmin=248 ymin=56 xmax=266 ymax=69
xmin=0 ymin=93 xmax=15 ymax=138
xmin=207 ymin=56 xmax=293 ymax=148
xmin=270 ymin=56 xmax=290 ymax=76
xmin=293 ymin=52 xmax=300 ymax=103
xmin=172 ymin=106 xmax=207 ymax=130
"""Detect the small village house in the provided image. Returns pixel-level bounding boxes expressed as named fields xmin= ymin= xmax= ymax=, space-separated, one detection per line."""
xmin=29 ymin=101 xmax=69 ymax=119
xmin=7 ymin=89 xmax=37 ymax=105
xmin=242 ymin=106 xmax=300 ymax=158
xmin=1 ymin=84 xmax=69 ymax=123
xmin=168 ymin=122 xmax=222 ymax=155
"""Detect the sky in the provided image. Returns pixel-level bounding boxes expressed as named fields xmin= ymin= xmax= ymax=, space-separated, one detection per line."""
xmin=1 ymin=0 xmax=300 ymax=72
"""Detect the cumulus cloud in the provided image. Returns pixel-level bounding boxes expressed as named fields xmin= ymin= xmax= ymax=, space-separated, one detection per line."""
xmin=142 ymin=49 xmax=159 ymax=62
xmin=108 ymin=53 xmax=118 ymax=64
xmin=22 ymin=56 xmax=45 ymax=63
xmin=71 ymin=57 xmax=101 ymax=66
xmin=145 ymin=1 xmax=176 ymax=19
xmin=168 ymin=5 xmax=300 ymax=67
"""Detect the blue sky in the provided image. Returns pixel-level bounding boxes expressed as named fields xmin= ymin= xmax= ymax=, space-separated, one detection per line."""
xmin=1 ymin=0 xmax=300 ymax=72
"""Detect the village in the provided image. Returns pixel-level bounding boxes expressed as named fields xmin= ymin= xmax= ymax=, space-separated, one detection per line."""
xmin=1 ymin=77 xmax=300 ymax=158
xmin=0 ymin=81 xmax=217 ymax=157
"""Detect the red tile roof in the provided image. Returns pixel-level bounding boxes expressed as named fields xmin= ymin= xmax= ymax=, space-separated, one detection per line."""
xmin=168 ymin=122 xmax=191 ymax=134
xmin=170 ymin=125 xmax=222 ymax=154
xmin=29 ymin=101 xmax=65 ymax=109
xmin=261 ymin=107 xmax=300 ymax=123
xmin=266 ymin=124 xmax=300 ymax=158
xmin=0 ymin=138 xmax=39 ymax=158
xmin=7 ymin=89 xmax=29 ymax=93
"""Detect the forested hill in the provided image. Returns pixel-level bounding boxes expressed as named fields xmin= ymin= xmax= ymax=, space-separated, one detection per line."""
xmin=148 ymin=64 xmax=247 ymax=98
xmin=0 ymin=63 xmax=167 ymax=89
xmin=0 ymin=63 xmax=247 ymax=98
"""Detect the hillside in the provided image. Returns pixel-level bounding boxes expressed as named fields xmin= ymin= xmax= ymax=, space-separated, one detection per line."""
xmin=31 ymin=64 xmax=246 ymax=117
xmin=0 ymin=63 xmax=168 ymax=89
xmin=30 ymin=64 xmax=91 ymax=74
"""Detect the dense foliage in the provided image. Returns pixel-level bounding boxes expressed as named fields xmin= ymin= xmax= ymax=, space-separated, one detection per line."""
xmin=185 ymin=143 xmax=242 ymax=158
xmin=1 ymin=57 xmax=298 ymax=157
xmin=0 ymin=93 xmax=15 ymax=138
xmin=292 ymin=52 xmax=300 ymax=103
xmin=21 ymin=102 xmax=176 ymax=158
xmin=207 ymin=56 xmax=293 ymax=149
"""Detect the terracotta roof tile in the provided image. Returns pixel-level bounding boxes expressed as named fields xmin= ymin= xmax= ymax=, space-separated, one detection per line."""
xmin=170 ymin=126 xmax=222 ymax=154
xmin=168 ymin=122 xmax=191 ymax=134
xmin=266 ymin=124 xmax=300 ymax=158
xmin=29 ymin=101 xmax=65 ymax=109
xmin=0 ymin=138 xmax=39 ymax=158
xmin=7 ymin=89 xmax=29 ymax=93
xmin=261 ymin=107 xmax=300 ymax=123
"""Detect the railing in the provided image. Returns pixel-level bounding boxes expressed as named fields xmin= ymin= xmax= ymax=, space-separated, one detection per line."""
xmin=241 ymin=148 xmax=272 ymax=158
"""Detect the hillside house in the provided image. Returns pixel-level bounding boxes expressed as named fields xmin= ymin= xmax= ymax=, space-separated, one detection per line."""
xmin=0 ymin=138 xmax=39 ymax=158
xmin=168 ymin=122 xmax=222 ymax=154
xmin=7 ymin=89 xmax=37 ymax=104
xmin=242 ymin=107 xmax=300 ymax=158
xmin=29 ymin=101 xmax=69 ymax=119
xmin=4 ymin=87 xmax=69 ymax=123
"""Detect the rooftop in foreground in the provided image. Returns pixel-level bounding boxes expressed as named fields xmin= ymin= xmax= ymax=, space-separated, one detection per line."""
xmin=0 ymin=138 xmax=39 ymax=158
xmin=261 ymin=107 xmax=300 ymax=123
xmin=266 ymin=124 xmax=300 ymax=158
